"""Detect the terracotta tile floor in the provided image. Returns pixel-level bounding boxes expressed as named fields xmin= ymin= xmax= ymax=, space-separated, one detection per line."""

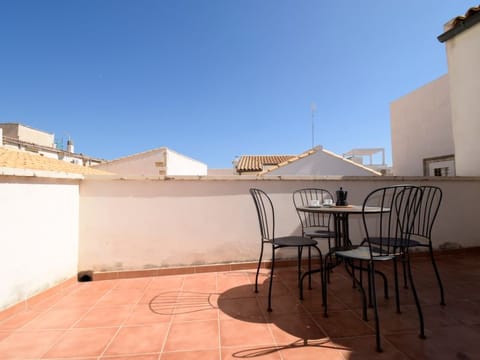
xmin=1 ymin=252 xmax=479 ymax=359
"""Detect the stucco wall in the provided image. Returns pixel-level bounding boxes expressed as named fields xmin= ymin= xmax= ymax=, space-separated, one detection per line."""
xmin=445 ymin=22 xmax=480 ymax=176
xmin=166 ymin=149 xmax=207 ymax=176
xmin=94 ymin=150 xmax=166 ymax=177
xmin=0 ymin=179 xmax=79 ymax=311
xmin=267 ymin=151 xmax=378 ymax=176
xmin=78 ymin=177 xmax=480 ymax=273
xmin=0 ymin=123 xmax=55 ymax=148
xmin=93 ymin=148 xmax=207 ymax=177
xmin=390 ymin=75 xmax=454 ymax=176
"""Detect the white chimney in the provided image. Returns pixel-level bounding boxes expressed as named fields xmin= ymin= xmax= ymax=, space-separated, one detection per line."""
xmin=67 ymin=139 xmax=74 ymax=153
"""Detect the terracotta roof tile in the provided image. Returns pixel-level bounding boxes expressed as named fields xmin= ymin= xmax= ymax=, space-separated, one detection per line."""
xmin=438 ymin=4 xmax=480 ymax=42
xmin=0 ymin=147 xmax=111 ymax=176
xmin=450 ymin=4 xmax=480 ymax=27
xmin=236 ymin=155 xmax=296 ymax=172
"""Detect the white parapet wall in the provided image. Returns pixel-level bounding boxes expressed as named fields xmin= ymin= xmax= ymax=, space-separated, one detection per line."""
xmin=0 ymin=178 xmax=80 ymax=311
xmin=2 ymin=174 xmax=480 ymax=311
xmin=78 ymin=176 xmax=480 ymax=273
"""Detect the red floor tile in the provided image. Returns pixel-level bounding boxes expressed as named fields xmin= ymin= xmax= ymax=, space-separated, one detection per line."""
xmin=147 ymin=275 xmax=184 ymax=290
xmin=75 ymin=305 xmax=134 ymax=328
xmin=124 ymin=303 xmax=173 ymax=325
xmin=0 ymin=309 xmax=43 ymax=330
xmin=267 ymin=314 xmax=327 ymax=344
xmin=100 ymin=355 xmax=159 ymax=360
xmin=0 ymin=253 xmax=478 ymax=359
xmin=104 ymin=323 xmax=169 ymax=355
xmin=0 ymin=329 xmax=64 ymax=359
xmin=96 ymin=289 xmax=146 ymax=306
xmin=221 ymin=345 xmax=282 ymax=359
xmin=161 ymin=349 xmax=220 ymax=360
xmin=23 ymin=306 xmax=90 ymax=329
xmin=43 ymin=327 xmax=118 ymax=358
xmin=182 ymin=273 xmax=217 ymax=292
xmin=163 ymin=320 xmax=219 ymax=352
xmin=220 ymin=318 xmax=275 ymax=347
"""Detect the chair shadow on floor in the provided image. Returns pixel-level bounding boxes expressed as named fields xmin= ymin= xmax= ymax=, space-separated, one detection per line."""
xmin=147 ymin=277 xmax=350 ymax=358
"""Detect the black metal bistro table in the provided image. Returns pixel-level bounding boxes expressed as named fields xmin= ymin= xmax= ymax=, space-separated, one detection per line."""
xmin=296 ymin=204 xmax=386 ymax=299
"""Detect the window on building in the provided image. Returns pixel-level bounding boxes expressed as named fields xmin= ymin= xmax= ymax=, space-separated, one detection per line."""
xmin=434 ymin=167 xmax=449 ymax=176
xmin=423 ymin=155 xmax=455 ymax=176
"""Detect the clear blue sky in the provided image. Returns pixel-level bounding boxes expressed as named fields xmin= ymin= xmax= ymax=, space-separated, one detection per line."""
xmin=0 ymin=1 xmax=475 ymax=168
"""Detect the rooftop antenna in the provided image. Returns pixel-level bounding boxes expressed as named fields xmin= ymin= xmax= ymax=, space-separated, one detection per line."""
xmin=310 ymin=102 xmax=316 ymax=149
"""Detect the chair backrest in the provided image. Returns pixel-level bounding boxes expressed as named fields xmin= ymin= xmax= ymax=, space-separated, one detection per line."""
xmin=292 ymin=188 xmax=334 ymax=231
xmin=362 ymin=185 xmax=422 ymax=258
xmin=250 ymin=188 xmax=275 ymax=243
xmin=411 ymin=186 xmax=442 ymax=241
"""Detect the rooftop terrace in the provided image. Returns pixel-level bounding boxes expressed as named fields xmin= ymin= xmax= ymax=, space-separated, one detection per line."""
xmin=0 ymin=250 xmax=478 ymax=359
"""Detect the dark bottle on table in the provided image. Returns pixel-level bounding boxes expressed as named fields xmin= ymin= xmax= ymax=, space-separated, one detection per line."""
xmin=336 ymin=187 xmax=348 ymax=206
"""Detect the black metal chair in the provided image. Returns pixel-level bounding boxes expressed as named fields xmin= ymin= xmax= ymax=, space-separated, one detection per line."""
xmin=250 ymin=188 xmax=322 ymax=312
xmin=368 ymin=185 xmax=445 ymax=306
xmin=323 ymin=185 xmax=425 ymax=352
xmin=399 ymin=185 xmax=445 ymax=305
xmin=293 ymin=188 xmax=336 ymax=247
xmin=293 ymin=188 xmax=335 ymax=287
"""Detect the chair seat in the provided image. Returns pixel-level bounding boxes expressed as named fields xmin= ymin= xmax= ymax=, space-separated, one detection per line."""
xmin=336 ymin=246 xmax=395 ymax=261
xmin=369 ymin=237 xmax=422 ymax=248
xmin=274 ymin=236 xmax=318 ymax=247
xmin=304 ymin=227 xmax=335 ymax=238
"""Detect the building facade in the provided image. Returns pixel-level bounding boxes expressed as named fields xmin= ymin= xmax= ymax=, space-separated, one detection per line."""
xmin=390 ymin=5 xmax=480 ymax=176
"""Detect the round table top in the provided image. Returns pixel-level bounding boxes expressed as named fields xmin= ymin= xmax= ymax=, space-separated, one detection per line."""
xmin=297 ymin=205 xmax=387 ymax=214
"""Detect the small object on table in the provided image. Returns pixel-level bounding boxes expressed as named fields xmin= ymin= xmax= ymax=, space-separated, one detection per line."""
xmin=336 ymin=187 xmax=348 ymax=206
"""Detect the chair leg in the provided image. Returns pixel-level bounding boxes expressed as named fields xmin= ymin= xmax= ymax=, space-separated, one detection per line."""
xmin=402 ymin=253 xmax=408 ymax=289
xmin=353 ymin=261 xmax=358 ymax=289
xmin=346 ymin=259 xmax=367 ymax=321
xmin=374 ymin=269 xmax=389 ymax=300
xmin=393 ymin=258 xmax=401 ymax=314
xmin=323 ymin=254 xmax=331 ymax=318
xmin=369 ymin=262 xmax=383 ymax=352
xmin=268 ymin=246 xmax=276 ymax=312
xmin=299 ymin=245 xmax=323 ymax=302
xmin=406 ymin=252 xmax=426 ymax=339
xmin=317 ymin=247 xmax=325 ymax=305
xmin=308 ymin=246 xmax=312 ymax=290
xmin=429 ymin=243 xmax=446 ymax=305
xmin=297 ymin=247 xmax=303 ymax=287
xmin=367 ymin=263 xmax=373 ymax=308
xmin=255 ymin=243 xmax=265 ymax=293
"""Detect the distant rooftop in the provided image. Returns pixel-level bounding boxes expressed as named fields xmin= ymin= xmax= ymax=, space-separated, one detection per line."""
xmin=235 ymin=155 xmax=296 ymax=173
xmin=0 ymin=147 xmax=111 ymax=176
xmin=438 ymin=4 xmax=480 ymax=42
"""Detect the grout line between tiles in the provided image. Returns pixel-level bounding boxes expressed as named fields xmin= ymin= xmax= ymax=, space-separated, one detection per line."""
xmin=36 ymin=279 xmax=125 ymax=359
xmin=97 ymin=277 xmax=158 ymax=359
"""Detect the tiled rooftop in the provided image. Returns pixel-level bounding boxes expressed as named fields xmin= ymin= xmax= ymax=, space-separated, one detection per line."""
xmin=0 ymin=147 xmax=111 ymax=176
xmin=236 ymin=155 xmax=296 ymax=173
xmin=438 ymin=4 xmax=480 ymax=42
xmin=0 ymin=251 xmax=479 ymax=359
xmin=449 ymin=4 xmax=480 ymax=28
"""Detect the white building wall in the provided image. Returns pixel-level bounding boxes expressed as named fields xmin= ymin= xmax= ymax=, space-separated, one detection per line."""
xmin=94 ymin=149 xmax=166 ymax=177
xmin=78 ymin=177 xmax=480 ymax=273
xmin=390 ymin=75 xmax=454 ymax=176
xmin=166 ymin=149 xmax=207 ymax=176
xmin=94 ymin=148 xmax=207 ymax=177
xmin=0 ymin=180 xmax=79 ymax=311
xmin=267 ymin=150 xmax=378 ymax=176
xmin=0 ymin=123 xmax=55 ymax=148
xmin=444 ymin=22 xmax=480 ymax=176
